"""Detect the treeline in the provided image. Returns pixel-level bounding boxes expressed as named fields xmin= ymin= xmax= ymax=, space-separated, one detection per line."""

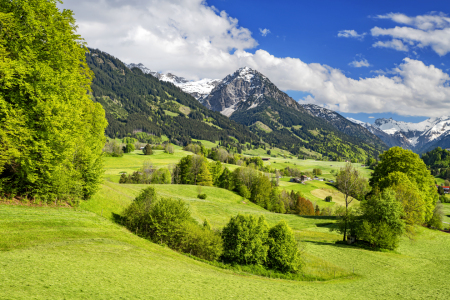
xmin=118 ymin=187 xmax=303 ymax=274
xmin=422 ymin=147 xmax=450 ymax=179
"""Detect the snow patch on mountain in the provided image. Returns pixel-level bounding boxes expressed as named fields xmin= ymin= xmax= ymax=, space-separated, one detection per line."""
xmin=346 ymin=117 xmax=367 ymax=126
xmin=125 ymin=63 xmax=220 ymax=100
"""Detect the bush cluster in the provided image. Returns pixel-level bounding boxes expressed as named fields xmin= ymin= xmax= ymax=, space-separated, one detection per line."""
xmin=121 ymin=189 xmax=303 ymax=273
xmin=121 ymin=187 xmax=222 ymax=261
xmin=222 ymin=215 xmax=303 ymax=273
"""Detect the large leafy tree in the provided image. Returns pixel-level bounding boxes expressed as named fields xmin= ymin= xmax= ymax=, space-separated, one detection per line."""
xmin=0 ymin=0 xmax=107 ymax=201
xmin=370 ymin=147 xmax=438 ymax=223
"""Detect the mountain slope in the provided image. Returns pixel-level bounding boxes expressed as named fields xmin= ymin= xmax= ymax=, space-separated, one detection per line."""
xmin=301 ymin=104 xmax=388 ymax=147
xmin=200 ymin=67 xmax=387 ymax=160
xmin=87 ymin=49 xmax=258 ymax=146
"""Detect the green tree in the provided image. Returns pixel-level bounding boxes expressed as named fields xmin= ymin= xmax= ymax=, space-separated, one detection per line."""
xmin=218 ymin=167 xmax=234 ymax=190
xmin=370 ymin=147 xmax=438 ymax=223
xmin=123 ymin=143 xmax=135 ymax=153
xmin=209 ymin=161 xmax=223 ymax=186
xmin=143 ymin=144 xmax=153 ymax=155
xmin=221 ymin=214 xmax=269 ymax=265
xmin=0 ymin=0 xmax=107 ymax=201
xmin=357 ymin=189 xmax=405 ymax=250
xmin=266 ymin=221 xmax=302 ymax=273
xmin=150 ymin=168 xmax=171 ymax=184
xmin=197 ymin=162 xmax=213 ymax=186
xmin=336 ymin=163 xmax=368 ymax=241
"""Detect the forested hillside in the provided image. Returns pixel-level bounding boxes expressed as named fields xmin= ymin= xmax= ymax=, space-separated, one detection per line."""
xmin=86 ymin=49 xmax=258 ymax=146
xmin=231 ymin=97 xmax=387 ymax=161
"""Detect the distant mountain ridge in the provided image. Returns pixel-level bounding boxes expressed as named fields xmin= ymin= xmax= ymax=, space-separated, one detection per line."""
xmin=347 ymin=117 xmax=450 ymax=153
xmin=124 ymin=63 xmax=220 ymax=100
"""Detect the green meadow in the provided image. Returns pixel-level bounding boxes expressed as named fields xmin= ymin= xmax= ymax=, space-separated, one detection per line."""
xmin=2 ymin=150 xmax=450 ymax=299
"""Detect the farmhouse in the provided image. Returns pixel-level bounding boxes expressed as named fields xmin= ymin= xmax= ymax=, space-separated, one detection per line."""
xmin=261 ymin=158 xmax=270 ymax=161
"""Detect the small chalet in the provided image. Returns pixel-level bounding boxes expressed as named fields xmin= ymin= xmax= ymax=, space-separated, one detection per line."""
xmin=290 ymin=177 xmax=301 ymax=183
xmin=262 ymin=158 xmax=270 ymax=161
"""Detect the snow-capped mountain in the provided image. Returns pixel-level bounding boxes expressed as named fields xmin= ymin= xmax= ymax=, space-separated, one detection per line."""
xmin=125 ymin=63 xmax=159 ymax=77
xmin=346 ymin=116 xmax=450 ymax=153
xmin=202 ymin=66 xmax=302 ymax=116
xmin=125 ymin=63 xmax=220 ymax=100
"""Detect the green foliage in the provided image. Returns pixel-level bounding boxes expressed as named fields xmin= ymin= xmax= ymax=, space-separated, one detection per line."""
xmin=198 ymin=193 xmax=207 ymax=199
xmin=150 ymin=168 xmax=171 ymax=184
xmin=371 ymin=147 xmax=438 ymax=223
xmin=238 ymin=185 xmax=251 ymax=199
xmin=313 ymin=168 xmax=322 ymax=176
xmin=104 ymin=140 xmax=124 ymax=157
xmin=179 ymin=222 xmax=223 ymax=261
xmin=221 ymin=214 xmax=269 ymax=265
xmin=266 ymin=221 xmax=303 ymax=273
xmin=143 ymin=144 xmax=153 ymax=155
xmin=336 ymin=163 xmax=368 ymax=241
xmin=121 ymin=187 xmax=158 ymax=229
xmin=218 ymin=167 xmax=234 ymax=190
xmin=124 ymin=143 xmax=135 ymax=153
xmin=164 ymin=143 xmax=175 ymax=154
xmin=325 ymin=196 xmax=332 ymax=202
xmin=197 ymin=162 xmax=213 ymax=186
xmin=0 ymin=0 xmax=107 ymax=201
xmin=357 ymin=189 xmax=405 ymax=250
xmin=175 ymin=154 xmax=212 ymax=186
xmin=428 ymin=202 xmax=444 ymax=230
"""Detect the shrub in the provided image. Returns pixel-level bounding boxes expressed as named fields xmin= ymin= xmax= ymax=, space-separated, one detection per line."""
xmin=221 ymin=214 xmax=269 ymax=265
xmin=325 ymin=196 xmax=332 ymax=202
xmin=179 ymin=222 xmax=223 ymax=261
xmin=122 ymin=193 xmax=191 ymax=247
xmin=266 ymin=221 xmax=303 ymax=273
xmin=123 ymin=143 xmax=135 ymax=153
xmin=164 ymin=143 xmax=175 ymax=154
xmin=143 ymin=144 xmax=153 ymax=155
xmin=122 ymin=187 xmax=157 ymax=229
xmin=198 ymin=194 xmax=207 ymax=199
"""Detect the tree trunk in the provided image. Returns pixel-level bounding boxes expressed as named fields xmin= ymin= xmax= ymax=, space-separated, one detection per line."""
xmin=343 ymin=195 xmax=348 ymax=242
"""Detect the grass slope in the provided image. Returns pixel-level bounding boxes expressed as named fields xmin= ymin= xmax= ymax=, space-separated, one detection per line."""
xmin=2 ymin=202 xmax=450 ymax=299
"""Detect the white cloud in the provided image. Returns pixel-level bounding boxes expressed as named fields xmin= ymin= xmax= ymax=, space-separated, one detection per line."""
xmin=259 ymin=28 xmax=271 ymax=37
xmin=368 ymin=116 xmax=375 ymax=118
xmin=59 ymin=1 xmax=450 ymax=117
xmin=373 ymin=39 xmax=409 ymax=51
xmin=349 ymin=59 xmax=370 ymax=68
xmin=371 ymin=13 xmax=450 ymax=56
xmin=337 ymin=30 xmax=366 ymax=39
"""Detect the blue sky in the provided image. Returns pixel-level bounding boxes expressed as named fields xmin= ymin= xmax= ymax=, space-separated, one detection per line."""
xmin=207 ymin=0 xmax=450 ymax=123
xmin=61 ymin=0 xmax=450 ymax=123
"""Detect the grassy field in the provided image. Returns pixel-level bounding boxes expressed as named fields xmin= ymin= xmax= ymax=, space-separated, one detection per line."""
xmin=3 ymin=149 xmax=450 ymax=299
xmin=103 ymin=150 xmax=365 ymax=205
xmin=2 ymin=198 xmax=450 ymax=299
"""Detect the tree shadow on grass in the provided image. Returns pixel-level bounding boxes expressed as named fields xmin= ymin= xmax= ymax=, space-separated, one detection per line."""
xmin=308 ymin=240 xmax=386 ymax=252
